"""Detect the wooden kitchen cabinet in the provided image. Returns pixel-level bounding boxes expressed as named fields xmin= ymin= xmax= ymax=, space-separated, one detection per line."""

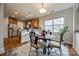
xmin=9 ymin=17 xmax=17 ymax=24
xmin=8 ymin=17 xmax=18 ymax=37
xmin=25 ymin=18 xmax=39 ymax=28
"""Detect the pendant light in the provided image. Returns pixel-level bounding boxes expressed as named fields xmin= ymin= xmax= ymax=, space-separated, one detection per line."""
xmin=39 ymin=3 xmax=46 ymax=13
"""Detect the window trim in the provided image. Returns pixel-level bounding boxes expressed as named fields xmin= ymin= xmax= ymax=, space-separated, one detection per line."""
xmin=45 ymin=17 xmax=64 ymax=32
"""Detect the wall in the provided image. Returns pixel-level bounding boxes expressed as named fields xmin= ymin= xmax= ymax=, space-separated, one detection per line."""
xmin=73 ymin=4 xmax=79 ymax=51
xmin=0 ymin=4 xmax=5 ymax=54
xmin=4 ymin=17 xmax=8 ymax=38
xmin=39 ymin=7 xmax=73 ymax=44
xmin=75 ymin=10 xmax=79 ymax=30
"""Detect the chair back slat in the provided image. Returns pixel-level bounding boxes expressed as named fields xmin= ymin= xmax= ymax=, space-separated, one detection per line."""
xmin=29 ymin=31 xmax=39 ymax=45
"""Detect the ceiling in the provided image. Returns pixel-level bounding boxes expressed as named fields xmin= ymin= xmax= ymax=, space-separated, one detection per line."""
xmin=4 ymin=3 xmax=74 ymax=20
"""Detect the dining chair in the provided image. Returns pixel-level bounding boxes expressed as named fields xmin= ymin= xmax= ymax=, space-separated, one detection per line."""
xmin=29 ymin=34 xmax=42 ymax=56
xmin=47 ymin=36 xmax=64 ymax=56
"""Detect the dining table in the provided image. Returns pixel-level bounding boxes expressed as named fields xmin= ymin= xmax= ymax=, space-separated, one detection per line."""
xmin=35 ymin=34 xmax=52 ymax=54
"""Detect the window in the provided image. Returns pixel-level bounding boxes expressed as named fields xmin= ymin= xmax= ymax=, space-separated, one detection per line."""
xmin=45 ymin=17 xmax=64 ymax=32
xmin=45 ymin=20 xmax=53 ymax=31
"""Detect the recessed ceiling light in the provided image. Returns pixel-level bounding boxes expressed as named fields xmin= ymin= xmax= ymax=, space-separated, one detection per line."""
xmin=26 ymin=16 xmax=29 ymax=18
xmin=22 ymin=18 xmax=24 ymax=20
xmin=26 ymin=15 xmax=31 ymax=18
xmin=14 ymin=11 xmax=18 ymax=14
xmin=29 ymin=14 xmax=31 ymax=17
xmin=26 ymin=12 xmax=31 ymax=17
xmin=12 ymin=15 xmax=15 ymax=18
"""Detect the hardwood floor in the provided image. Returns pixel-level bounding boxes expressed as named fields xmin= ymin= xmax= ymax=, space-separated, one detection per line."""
xmin=1 ymin=38 xmax=78 ymax=56
xmin=64 ymin=43 xmax=78 ymax=56
xmin=68 ymin=45 xmax=78 ymax=56
xmin=4 ymin=36 xmax=21 ymax=53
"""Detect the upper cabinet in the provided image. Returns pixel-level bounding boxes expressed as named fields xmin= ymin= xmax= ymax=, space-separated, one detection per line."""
xmin=8 ymin=17 xmax=18 ymax=37
xmin=9 ymin=17 xmax=17 ymax=24
xmin=25 ymin=18 xmax=39 ymax=28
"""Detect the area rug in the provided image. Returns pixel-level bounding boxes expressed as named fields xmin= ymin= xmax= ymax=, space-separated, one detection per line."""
xmin=5 ymin=43 xmax=69 ymax=56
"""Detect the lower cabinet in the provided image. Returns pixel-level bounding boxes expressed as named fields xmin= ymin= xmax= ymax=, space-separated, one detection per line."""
xmin=21 ymin=30 xmax=30 ymax=43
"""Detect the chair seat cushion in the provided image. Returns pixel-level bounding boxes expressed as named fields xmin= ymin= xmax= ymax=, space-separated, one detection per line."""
xmin=48 ymin=41 xmax=60 ymax=47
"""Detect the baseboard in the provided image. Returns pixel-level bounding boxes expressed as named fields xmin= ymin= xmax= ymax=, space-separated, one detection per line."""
xmin=53 ymin=40 xmax=73 ymax=46
xmin=64 ymin=42 xmax=72 ymax=46
xmin=0 ymin=48 xmax=5 ymax=55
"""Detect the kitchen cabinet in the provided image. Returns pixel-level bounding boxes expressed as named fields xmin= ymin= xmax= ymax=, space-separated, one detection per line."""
xmin=25 ymin=18 xmax=39 ymax=28
xmin=8 ymin=17 xmax=18 ymax=37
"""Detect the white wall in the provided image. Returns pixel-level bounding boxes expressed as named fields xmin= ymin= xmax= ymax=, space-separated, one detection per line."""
xmin=75 ymin=10 xmax=79 ymax=30
xmin=73 ymin=4 xmax=79 ymax=50
xmin=4 ymin=17 xmax=8 ymax=38
xmin=0 ymin=4 xmax=5 ymax=54
xmin=39 ymin=7 xmax=73 ymax=44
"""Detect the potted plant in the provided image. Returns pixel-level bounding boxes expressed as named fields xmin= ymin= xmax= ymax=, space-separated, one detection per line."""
xmin=59 ymin=26 xmax=69 ymax=42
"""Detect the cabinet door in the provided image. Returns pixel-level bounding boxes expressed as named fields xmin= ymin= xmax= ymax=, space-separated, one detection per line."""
xmin=25 ymin=19 xmax=39 ymax=28
xmin=31 ymin=20 xmax=35 ymax=27
xmin=31 ymin=19 xmax=39 ymax=28
xmin=9 ymin=19 xmax=17 ymax=24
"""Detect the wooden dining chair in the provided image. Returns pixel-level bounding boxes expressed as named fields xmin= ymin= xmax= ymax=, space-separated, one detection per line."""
xmin=29 ymin=34 xmax=42 ymax=56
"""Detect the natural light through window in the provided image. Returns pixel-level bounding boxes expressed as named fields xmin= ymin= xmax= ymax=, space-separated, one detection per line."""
xmin=45 ymin=17 xmax=64 ymax=32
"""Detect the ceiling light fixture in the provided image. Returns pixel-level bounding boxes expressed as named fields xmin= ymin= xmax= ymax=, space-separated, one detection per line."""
xmin=28 ymin=12 xmax=31 ymax=16
xmin=22 ymin=18 xmax=24 ymax=20
xmin=12 ymin=15 xmax=15 ymax=18
xmin=39 ymin=3 xmax=46 ymax=13
xmin=14 ymin=11 xmax=18 ymax=14
xmin=26 ymin=12 xmax=31 ymax=17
